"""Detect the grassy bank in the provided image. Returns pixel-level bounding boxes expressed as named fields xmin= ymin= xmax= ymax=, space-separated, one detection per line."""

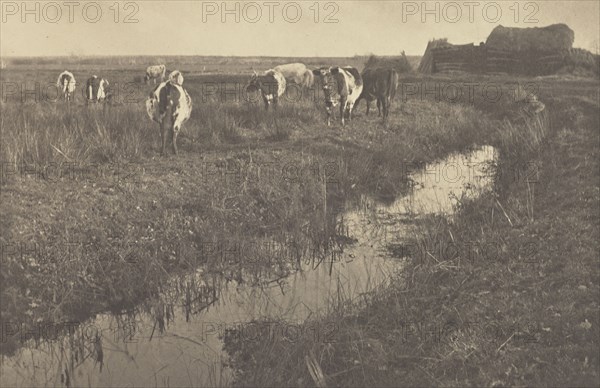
xmin=222 ymin=83 xmax=600 ymax=386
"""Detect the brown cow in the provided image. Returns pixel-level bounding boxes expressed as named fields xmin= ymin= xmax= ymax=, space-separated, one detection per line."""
xmin=356 ymin=67 xmax=399 ymax=121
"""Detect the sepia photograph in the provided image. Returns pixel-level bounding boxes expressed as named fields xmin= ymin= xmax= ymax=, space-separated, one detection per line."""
xmin=0 ymin=1 xmax=598 ymax=386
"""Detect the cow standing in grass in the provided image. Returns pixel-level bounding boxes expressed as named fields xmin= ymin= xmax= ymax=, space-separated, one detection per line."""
xmin=357 ymin=67 xmax=399 ymax=121
xmin=57 ymin=71 xmax=76 ymax=102
xmin=247 ymin=69 xmax=286 ymax=110
xmin=146 ymin=72 xmax=192 ymax=156
xmin=85 ymin=75 xmax=111 ymax=104
xmin=144 ymin=65 xmax=167 ymax=84
xmin=312 ymin=67 xmax=363 ymax=127
xmin=273 ymin=63 xmax=314 ymax=99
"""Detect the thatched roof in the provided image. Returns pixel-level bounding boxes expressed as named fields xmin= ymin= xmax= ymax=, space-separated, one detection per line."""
xmin=486 ymin=24 xmax=574 ymax=52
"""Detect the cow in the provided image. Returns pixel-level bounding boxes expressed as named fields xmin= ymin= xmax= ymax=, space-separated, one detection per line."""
xmin=273 ymin=62 xmax=314 ymax=88
xmin=356 ymin=67 xmax=399 ymax=121
xmin=145 ymin=73 xmax=192 ymax=156
xmin=56 ymin=71 xmax=76 ymax=102
xmin=312 ymin=67 xmax=363 ymax=127
xmin=247 ymin=69 xmax=286 ymax=110
xmin=85 ymin=75 xmax=110 ymax=104
xmin=273 ymin=63 xmax=314 ymax=102
xmin=144 ymin=65 xmax=166 ymax=84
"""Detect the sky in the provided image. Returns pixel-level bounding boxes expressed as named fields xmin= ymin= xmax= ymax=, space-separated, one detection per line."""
xmin=1 ymin=0 xmax=599 ymax=57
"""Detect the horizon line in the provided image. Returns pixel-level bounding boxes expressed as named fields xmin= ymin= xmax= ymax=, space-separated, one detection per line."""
xmin=0 ymin=53 xmax=422 ymax=59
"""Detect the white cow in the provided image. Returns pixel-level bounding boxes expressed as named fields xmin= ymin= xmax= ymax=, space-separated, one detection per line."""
xmin=247 ymin=69 xmax=286 ymax=110
xmin=57 ymin=71 xmax=76 ymax=102
xmin=312 ymin=67 xmax=363 ymax=126
xmin=273 ymin=63 xmax=314 ymax=88
xmin=144 ymin=65 xmax=167 ymax=84
xmin=85 ymin=75 xmax=110 ymax=103
xmin=146 ymin=73 xmax=192 ymax=156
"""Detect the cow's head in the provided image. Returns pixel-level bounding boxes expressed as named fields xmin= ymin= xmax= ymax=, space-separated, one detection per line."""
xmin=312 ymin=67 xmax=340 ymax=106
xmin=168 ymin=70 xmax=184 ymax=86
xmin=314 ymin=67 xmax=341 ymax=111
xmin=248 ymin=72 xmax=279 ymax=105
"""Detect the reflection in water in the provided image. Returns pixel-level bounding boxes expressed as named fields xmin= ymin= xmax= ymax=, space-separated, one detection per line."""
xmin=0 ymin=146 xmax=496 ymax=387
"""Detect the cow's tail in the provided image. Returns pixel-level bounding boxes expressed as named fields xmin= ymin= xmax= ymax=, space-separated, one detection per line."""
xmin=162 ymin=100 xmax=175 ymax=130
xmin=57 ymin=73 xmax=68 ymax=91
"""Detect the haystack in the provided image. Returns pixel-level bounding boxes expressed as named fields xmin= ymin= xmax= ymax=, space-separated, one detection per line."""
xmin=418 ymin=39 xmax=453 ymax=73
xmin=485 ymin=24 xmax=574 ymax=52
xmin=559 ymin=48 xmax=600 ymax=78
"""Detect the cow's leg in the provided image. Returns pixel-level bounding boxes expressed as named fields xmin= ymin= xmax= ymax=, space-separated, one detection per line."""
xmin=172 ymin=127 xmax=179 ymax=155
xmin=160 ymin=123 xmax=168 ymax=156
xmin=366 ymin=100 xmax=371 ymax=116
xmin=273 ymin=97 xmax=278 ymax=111
xmin=347 ymin=101 xmax=355 ymax=123
xmin=339 ymin=98 xmax=347 ymax=126
xmin=345 ymin=102 xmax=352 ymax=122
xmin=377 ymin=97 xmax=384 ymax=120
xmin=167 ymin=127 xmax=175 ymax=155
xmin=385 ymin=96 xmax=392 ymax=120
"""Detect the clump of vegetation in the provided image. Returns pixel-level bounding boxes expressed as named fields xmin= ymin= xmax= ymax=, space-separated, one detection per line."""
xmin=364 ymin=51 xmax=413 ymax=73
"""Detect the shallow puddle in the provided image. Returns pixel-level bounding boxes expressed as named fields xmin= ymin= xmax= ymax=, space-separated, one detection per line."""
xmin=0 ymin=146 xmax=496 ymax=387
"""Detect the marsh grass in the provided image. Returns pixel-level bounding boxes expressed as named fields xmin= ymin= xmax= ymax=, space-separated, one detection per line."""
xmin=0 ymin=68 xmax=497 ymax=356
xmin=222 ymin=81 xmax=600 ymax=387
xmin=4 ymin=66 xmax=593 ymax=373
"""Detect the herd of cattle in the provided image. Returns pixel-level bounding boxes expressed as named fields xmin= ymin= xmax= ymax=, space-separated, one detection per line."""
xmin=55 ymin=62 xmax=400 ymax=155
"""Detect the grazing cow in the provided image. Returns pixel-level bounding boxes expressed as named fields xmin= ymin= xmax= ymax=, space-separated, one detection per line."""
xmin=144 ymin=65 xmax=166 ymax=84
xmin=247 ymin=69 xmax=286 ymax=110
xmin=357 ymin=67 xmax=399 ymax=121
xmin=312 ymin=67 xmax=363 ymax=126
xmin=273 ymin=63 xmax=314 ymax=88
xmin=85 ymin=75 xmax=110 ymax=103
xmin=145 ymin=74 xmax=192 ymax=155
xmin=56 ymin=71 xmax=76 ymax=102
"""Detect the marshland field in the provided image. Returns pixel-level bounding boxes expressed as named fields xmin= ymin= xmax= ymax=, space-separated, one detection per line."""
xmin=0 ymin=55 xmax=598 ymax=387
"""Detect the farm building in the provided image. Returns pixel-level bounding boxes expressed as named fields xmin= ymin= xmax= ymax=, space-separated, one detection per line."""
xmin=419 ymin=24 xmax=599 ymax=77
